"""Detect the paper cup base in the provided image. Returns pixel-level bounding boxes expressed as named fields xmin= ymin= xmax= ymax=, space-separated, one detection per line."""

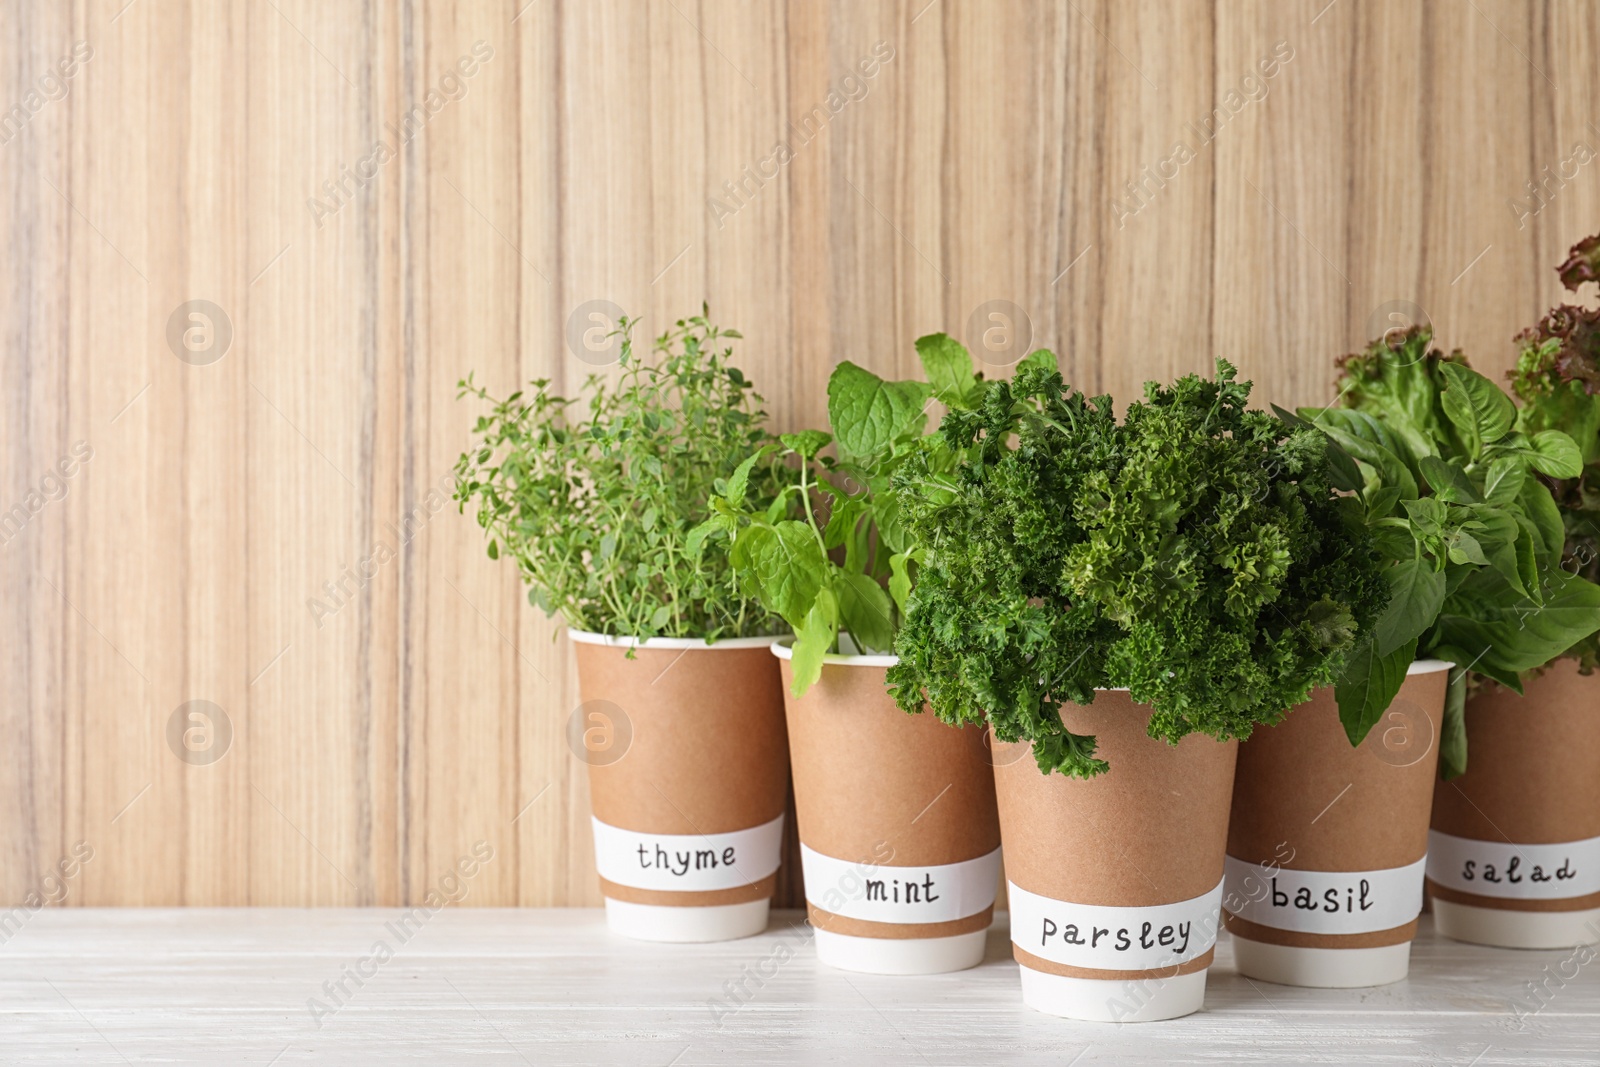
xmin=1433 ymin=899 xmax=1600 ymax=950
xmin=603 ymin=897 xmax=769 ymax=943
xmin=1230 ymin=935 xmax=1410 ymax=987
xmin=1017 ymin=964 xmax=1207 ymax=1022
xmin=813 ymin=928 xmax=987 ymax=975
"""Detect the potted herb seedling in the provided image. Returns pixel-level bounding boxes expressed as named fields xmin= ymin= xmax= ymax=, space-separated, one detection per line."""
xmin=888 ymin=357 xmax=1389 ymax=1020
xmin=1427 ymin=237 xmax=1600 ymax=949
xmin=694 ymin=335 xmax=1002 ymax=975
xmin=455 ymin=310 xmax=793 ymax=943
xmin=1231 ymin=328 xmax=1599 ymax=985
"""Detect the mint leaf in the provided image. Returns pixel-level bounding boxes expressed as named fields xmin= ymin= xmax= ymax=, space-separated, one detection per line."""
xmin=821 ymin=493 xmax=866 ymax=551
xmin=710 ymin=348 xmax=952 ymax=694
xmin=837 ymin=571 xmax=894 ymax=654
xmin=915 ymin=333 xmax=979 ymax=408
xmin=732 ymin=521 xmax=827 ymax=627
xmin=724 ymin=445 xmax=774 ymax=504
xmin=827 ymin=361 xmax=931 ymax=460
xmin=1019 ymin=348 xmax=1059 ymax=374
xmin=780 ymin=430 xmax=832 ymax=460
xmin=887 ymin=550 xmax=916 ymax=613
xmin=790 ymin=586 xmax=838 ymax=695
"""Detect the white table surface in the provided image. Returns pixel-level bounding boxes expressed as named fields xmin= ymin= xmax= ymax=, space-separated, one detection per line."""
xmin=0 ymin=908 xmax=1592 ymax=1065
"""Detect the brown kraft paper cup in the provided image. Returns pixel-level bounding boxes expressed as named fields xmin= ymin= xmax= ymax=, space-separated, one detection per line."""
xmin=1224 ymin=661 xmax=1450 ymax=985
xmin=774 ymin=639 xmax=1002 ymax=974
xmin=1427 ymin=661 xmax=1600 ymax=948
xmin=572 ymin=633 xmax=790 ymax=940
xmin=993 ymin=692 xmax=1238 ymax=1021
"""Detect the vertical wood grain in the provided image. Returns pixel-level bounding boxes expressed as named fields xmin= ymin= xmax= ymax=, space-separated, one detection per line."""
xmin=241 ymin=0 xmax=401 ymax=906
xmin=1 ymin=0 xmax=1595 ymax=908
xmin=0 ymin=0 xmax=74 ymax=910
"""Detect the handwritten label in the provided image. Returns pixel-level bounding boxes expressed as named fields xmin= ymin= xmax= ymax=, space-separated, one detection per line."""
xmin=591 ymin=814 xmax=784 ymax=892
xmin=1427 ymin=830 xmax=1600 ymax=900
xmin=1223 ymin=854 xmax=1424 ymax=934
xmin=801 ymin=844 xmax=1000 ymax=924
xmin=1005 ymin=880 xmax=1222 ymax=971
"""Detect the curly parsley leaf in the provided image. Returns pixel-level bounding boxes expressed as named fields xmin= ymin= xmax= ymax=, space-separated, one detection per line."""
xmin=891 ymin=357 xmax=1391 ymax=777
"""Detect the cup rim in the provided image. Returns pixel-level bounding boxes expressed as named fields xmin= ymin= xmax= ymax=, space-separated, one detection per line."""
xmin=567 ymin=629 xmax=785 ymax=651
xmin=769 ymin=633 xmax=898 ymax=668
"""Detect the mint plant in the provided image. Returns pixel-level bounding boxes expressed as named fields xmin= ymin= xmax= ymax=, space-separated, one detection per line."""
xmin=454 ymin=309 xmax=787 ymax=642
xmin=692 ymin=335 xmax=981 ymax=695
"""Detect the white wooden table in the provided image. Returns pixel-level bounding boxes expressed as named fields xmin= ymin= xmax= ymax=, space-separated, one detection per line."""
xmin=0 ymin=909 xmax=1591 ymax=1064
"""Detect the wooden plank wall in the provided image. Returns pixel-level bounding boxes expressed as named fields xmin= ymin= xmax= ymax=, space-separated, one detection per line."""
xmin=1 ymin=0 xmax=1596 ymax=908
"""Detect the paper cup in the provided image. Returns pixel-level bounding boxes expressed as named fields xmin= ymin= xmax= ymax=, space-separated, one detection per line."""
xmin=571 ymin=632 xmax=791 ymax=943
xmin=1224 ymin=660 xmax=1451 ymax=987
xmin=992 ymin=694 xmax=1238 ymax=1022
xmin=1428 ymin=661 xmax=1600 ymax=950
xmin=773 ymin=636 xmax=1002 ymax=975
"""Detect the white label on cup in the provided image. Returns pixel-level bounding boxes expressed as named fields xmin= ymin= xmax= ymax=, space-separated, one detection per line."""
xmin=1005 ymin=879 xmax=1222 ymax=971
xmin=1223 ymin=854 xmax=1425 ymax=934
xmin=591 ymin=814 xmax=784 ymax=892
xmin=800 ymin=844 xmax=1001 ymax=924
xmin=1427 ymin=830 xmax=1600 ymax=900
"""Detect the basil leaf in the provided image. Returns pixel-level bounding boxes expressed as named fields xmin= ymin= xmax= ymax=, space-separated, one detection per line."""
xmin=1336 ymin=634 xmax=1417 ymax=746
xmin=1420 ymin=455 xmax=1480 ymax=503
xmin=1527 ymin=429 xmax=1584 ymax=478
xmin=1402 ymin=496 xmax=1447 ymax=536
xmin=1435 ymin=568 xmax=1600 ymax=677
xmin=1323 ymin=419 xmax=1419 ymax=500
xmin=1439 ymin=362 xmax=1515 ymax=453
xmin=1517 ymin=475 xmax=1567 ymax=559
xmin=1325 ymin=445 xmax=1367 ymax=493
xmin=1457 ymin=504 xmax=1524 ymax=597
xmin=1438 ymin=662 xmax=1469 ymax=779
xmin=1372 ymin=559 xmax=1446 ymax=656
xmin=1482 ymin=456 xmax=1525 ymax=506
